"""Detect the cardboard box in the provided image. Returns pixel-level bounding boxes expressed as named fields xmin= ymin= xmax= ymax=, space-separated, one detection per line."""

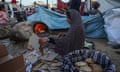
xmin=0 ymin=45 xmax=9 ymax=58
xmin=0 ymin=55 xmax=26 ymax=72
xmin=0 ymin=45 xmax=26 ymax=72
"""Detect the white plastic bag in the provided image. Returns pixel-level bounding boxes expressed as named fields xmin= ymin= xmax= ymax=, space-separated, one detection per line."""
xmin=104 ymin=8 xmax=120 ymax=45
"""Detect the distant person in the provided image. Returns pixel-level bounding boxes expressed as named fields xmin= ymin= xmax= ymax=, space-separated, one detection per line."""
xmin=39 ymin=9 xmax=85 ymax=56
xmin=89 ymin=1 xmax=102 ymax=16
xmin=25 ymin=8 xmax=29 ymax=13
xmin=26 ymin=8 xmax=35 ymax=16
xmin=68 ymin=0 xmax=81 ymax=12
xmin=25 ymin=8 xmax=31 ymax=16
xmin=51 ymin=8 xmax=56 ymax=11
xmin=0 ymin=4 xmax=9 ymax=25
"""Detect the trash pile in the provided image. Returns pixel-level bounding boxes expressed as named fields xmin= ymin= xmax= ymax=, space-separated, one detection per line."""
xmin=25 ymin=42 xmax=62 ymax=72
xmin=0 ymin=42 xmax=61 ymax=72
xmin=24 ymin=33 xmax=61 ymax=72
xmin=0 ymin=21 xmax=116 ymax=72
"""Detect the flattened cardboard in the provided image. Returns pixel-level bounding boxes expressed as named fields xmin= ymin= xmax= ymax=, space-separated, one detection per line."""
xmin=0 ymin=55 xmax=13 ymax=64
xmin=0 ymin=55 xmax=26 ymax=72
xmin=0 ymin=45 xmax=9 ymax=58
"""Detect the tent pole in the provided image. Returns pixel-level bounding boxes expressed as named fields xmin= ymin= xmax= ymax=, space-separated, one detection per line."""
xmin=47 ymin=0 xmax=48 ymax=8
xmin=90 ymin=0 xmax=92 ymax=10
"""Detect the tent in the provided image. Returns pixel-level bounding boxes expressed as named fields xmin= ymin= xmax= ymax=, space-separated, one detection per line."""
xmin=27 ymin=7 xmax=106 ymax=38
xmin=27 ymin=0 xmax=120 ymax=45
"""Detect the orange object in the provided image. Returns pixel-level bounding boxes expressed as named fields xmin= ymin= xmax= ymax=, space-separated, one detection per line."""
xmin=34 ymin=23 xmax=47 ymax=34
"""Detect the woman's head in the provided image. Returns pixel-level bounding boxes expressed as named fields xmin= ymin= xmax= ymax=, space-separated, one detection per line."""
xmin=66 ymin=9 xmax=82 ymax=25
xmin=92 ymin=1 xmax=100 ymax=9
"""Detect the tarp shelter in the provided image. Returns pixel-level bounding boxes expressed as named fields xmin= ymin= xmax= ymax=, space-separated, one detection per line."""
xmin=27 ymin=0 xmax=120 ymax=42
xmin=27 ymin=7 xmax=106 ymax=38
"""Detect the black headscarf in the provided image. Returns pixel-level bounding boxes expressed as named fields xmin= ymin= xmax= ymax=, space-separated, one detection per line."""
xmin=68 ymin=0 xmax=81 ymax=11
xmin=54 ymin=9 xmax=85 ymax=56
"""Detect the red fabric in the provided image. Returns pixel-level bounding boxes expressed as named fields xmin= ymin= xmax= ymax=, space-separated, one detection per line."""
xmin=80 ymin=2 xmax=85 ymax=15
xmin=57 ymin=0 xmax=86 ymax=15
xmin=57 ymin=0 xmax=67 ymax=11
xmin=11 ymin=0 xmax=16 ymax=4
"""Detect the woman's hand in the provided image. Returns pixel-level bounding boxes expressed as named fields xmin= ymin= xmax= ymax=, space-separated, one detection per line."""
xmin=58 ymin=32 xmax=66 ymax=38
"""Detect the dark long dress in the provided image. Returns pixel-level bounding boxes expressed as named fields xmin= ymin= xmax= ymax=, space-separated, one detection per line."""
xmin=51 ymin=9 xmax=85 ymax=56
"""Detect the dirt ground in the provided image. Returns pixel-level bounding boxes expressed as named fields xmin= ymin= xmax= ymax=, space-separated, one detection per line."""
xmin=88 ymin=38 xmax=120 ymax=72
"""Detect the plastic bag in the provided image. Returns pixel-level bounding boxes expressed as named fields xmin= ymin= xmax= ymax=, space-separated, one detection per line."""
xmin=104 ymin=8 xmax=120 ymax=45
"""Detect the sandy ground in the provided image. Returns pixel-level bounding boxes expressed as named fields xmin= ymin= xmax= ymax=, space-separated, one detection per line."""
xmin=88 ymin=38 xmax=120 ymax=72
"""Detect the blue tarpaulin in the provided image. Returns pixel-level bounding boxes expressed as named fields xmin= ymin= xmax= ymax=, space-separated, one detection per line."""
xmin=82 ymin=14 xmax=106 ymax=38
xmin=27 ymin=7 xmax=106 ymax=38
xmin=27 ymin=7 xmax=70 ymax=29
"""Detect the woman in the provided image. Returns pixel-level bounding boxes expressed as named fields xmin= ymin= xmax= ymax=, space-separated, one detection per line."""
xmin=39 ymin=9 xmax=85 ymax=56
xmin=0 ymin=4 xmax=9 ymax=25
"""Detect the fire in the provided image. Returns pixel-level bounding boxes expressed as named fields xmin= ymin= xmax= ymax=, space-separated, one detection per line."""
xmin=34 ymin=23 xmax=47 ymax=34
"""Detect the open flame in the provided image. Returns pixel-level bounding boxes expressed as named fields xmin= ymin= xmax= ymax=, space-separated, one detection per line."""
xmin=34 ymin=23 xmax=47 ymax=34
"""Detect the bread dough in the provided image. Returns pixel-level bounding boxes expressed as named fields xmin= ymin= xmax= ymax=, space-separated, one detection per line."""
xmin=51 ymin=62 xmax=62 ymax=67
xmin=75 ymin=61 xmax=88 ymax=67
xmin=80 ymin=66 xmax=92 ymax=72
xmin=90 ymin=64 xmax=103 ymax=72
xmin=85 ymin=58 xmax=94 ymax=64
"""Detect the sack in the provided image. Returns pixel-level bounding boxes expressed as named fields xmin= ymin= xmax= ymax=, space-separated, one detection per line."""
xmin=104 ymin=8 xmax=120 ymax=45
